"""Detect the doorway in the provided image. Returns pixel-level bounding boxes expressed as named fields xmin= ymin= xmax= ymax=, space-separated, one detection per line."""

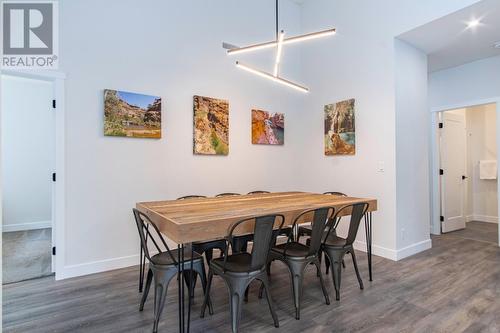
xmin=436 ymin=102 xmax=499 ymax=244
xmin=1 ymin=74 xmax=55 ymax=283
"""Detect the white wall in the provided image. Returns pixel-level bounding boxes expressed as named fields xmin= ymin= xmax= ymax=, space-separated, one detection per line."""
xmin=56 ymin=0 xmax=483 ymax=278
xmin=1 ymin=75 xmax=54 ymax=232
xmin=299 ymin=0 xmax=477 ymax=260
xmin=466 ymin=104 xmax=498 ymax=223
xmin=429 ymin=55 xmax=500 ymax=109
xmin=59 ymin=0 xmax=305 ymax=275
xmin=394 ymin=40 xmax=431 ymax=254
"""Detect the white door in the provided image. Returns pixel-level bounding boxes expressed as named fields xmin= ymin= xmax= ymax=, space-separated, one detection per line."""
xmin=440 ymin=111 xmax=467 ymax=233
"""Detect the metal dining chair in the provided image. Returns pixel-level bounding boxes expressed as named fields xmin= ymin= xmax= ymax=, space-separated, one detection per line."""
xmin=297 ymin=191 xmax=347 ymax=241
xmin=132 ymin=209 xmax=212 ymax=333
xmin=200 ymin=214 xmax=285 ymax=333
xmin=261 ymin=207 xmax=333 ymax=320
xmin=321 ymin=202 xmax=369 ymax=301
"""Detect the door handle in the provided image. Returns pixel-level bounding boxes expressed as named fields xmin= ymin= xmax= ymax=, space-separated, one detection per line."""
xmin=462 ymin=175 xmax=468 ymax=180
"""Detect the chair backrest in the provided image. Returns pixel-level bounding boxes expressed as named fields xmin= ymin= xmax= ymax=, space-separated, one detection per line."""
xmin=323 ymin=191 xmax=347 ymax=196
xmin=283 ymin=207 xmax=335 ymax=257
xmin=223 ymin=214 xmax=285 ymax=272
xmin=177 ymin=195 xmax=207 ymax=200
xmin=247 ymin=190 xmax=270 ymax=195
xmin=132 ymin=208 xmax=177 ymax=265
xmin=215 ymin=192 xmax=241 ymax=197
xmin=324 ymin=203 xmax=369 ymax=246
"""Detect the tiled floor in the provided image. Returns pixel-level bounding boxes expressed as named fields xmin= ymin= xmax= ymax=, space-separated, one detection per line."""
xmin=2 ymin=228 xmax=53 ymax=284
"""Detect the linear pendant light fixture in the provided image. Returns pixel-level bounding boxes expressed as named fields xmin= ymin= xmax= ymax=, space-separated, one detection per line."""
xmin=223 ymin=0 xmax=336 ymax=93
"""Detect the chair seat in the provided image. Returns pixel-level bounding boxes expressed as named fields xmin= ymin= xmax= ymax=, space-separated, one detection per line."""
xmin=150 ymin=249 xmax=203 ymax=267
xmin=271 ymin=242 xmax=310 ymax=258
xmin=211 ymin=252 xmax=256 ymax=273
xmin=323 ymin=234 xmax=347 ymax=248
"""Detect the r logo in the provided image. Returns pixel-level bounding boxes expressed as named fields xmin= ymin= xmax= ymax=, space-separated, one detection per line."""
xmin=3 ymin=3 xmax=53 ymax=54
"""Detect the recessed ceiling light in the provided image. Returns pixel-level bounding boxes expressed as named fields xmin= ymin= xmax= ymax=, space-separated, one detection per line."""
xmin=467 ymin=19 xmax=481 ymax=28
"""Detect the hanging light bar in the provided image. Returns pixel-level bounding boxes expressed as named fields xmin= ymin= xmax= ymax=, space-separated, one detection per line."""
xmin=236 ymin=61 xmax=309 ymax=93
xmin=273 ymin=30 xmax=285 ymax=77
xmin=226 ymin=28 xmax=336 ymax=55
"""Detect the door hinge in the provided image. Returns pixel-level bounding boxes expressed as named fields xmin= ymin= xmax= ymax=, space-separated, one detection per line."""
xmin=440 ymin=216 xmax=444 ymax=222
xmin=52 ymin=246 xmax=56 ymax=255
xmin=52 ymin=172 xmax=56 ymax=182
xmin=52 ymin=99 xmax=56 ymax=109
xmin=439 ymin=122 xmax=443 ymax=129
xmin=439 ymin=169 xmax=444 ymax=175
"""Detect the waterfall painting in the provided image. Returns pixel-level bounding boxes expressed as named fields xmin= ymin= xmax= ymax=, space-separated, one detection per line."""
xmin=104 ymin=89 xmax=162 ymax=138
xmin=251 ymin=109 xmax=284 ymax=145
xmin=324 ymin=99 xmax=355 ymax=155
xmin=193 ymin=95 xmax=229 ymax=155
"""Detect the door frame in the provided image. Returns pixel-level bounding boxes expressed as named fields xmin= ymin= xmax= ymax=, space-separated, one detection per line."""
xmin=1 ymin=69 xmax=66 ymax=278
xmin=430 ymin=97 xmax=500 ymax=246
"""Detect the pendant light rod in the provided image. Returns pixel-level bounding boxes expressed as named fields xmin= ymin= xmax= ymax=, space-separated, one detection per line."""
xmin=225 ymin=28 xmax=336 ymax=55
xmin=236 ymin=61 xmax=309 ymax=93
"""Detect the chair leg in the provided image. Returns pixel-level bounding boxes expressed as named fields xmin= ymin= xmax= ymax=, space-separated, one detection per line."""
xmin=227 ymin=278 xmax=247 ymax=333
xmin=314 ymin=259 xmax=330 ymax=305
xmin=200 ymin=268 xmax=214 ymax=318
xmin=195 ymin=262 xmax=214 ymax=315
xmin=140 ymin=268 xmax=153 ymax=311
xmin=350 ymin=250 xmax=364 ymax=290
xmin=259 ymin=274 xmax=279 ymax=328
xmin=152 ymin=269 xmax=176 ymax=333
xmin=317 ymin=249 xmax=323 ymax=277
xmin=139 ymin=246 xmax=145 ymax=292
xmin=325 ymin=255 xmax=330 ymax=275
xmin=286 ymin=261 xmax=306 ymax=320
xmin=327 ymin=251 xmax=344 ymax=301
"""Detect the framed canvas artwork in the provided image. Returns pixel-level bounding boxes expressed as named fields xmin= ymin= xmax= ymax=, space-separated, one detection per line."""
xmin=324 ymin=98 xmax=355 ymax=155
xmin=104 ymin=89 xmax=161 ymax=139
xmin=251 ymin=109 xmax=284 ymax=145
xmin=193 ymin=95 xmax=229 ymax=155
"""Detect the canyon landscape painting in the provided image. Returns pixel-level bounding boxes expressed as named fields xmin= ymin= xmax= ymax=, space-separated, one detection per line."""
xmin=104 ymin=89 xmax=161 ymax=138
xmin=252 ymin=109 xmax=284 ymax=145
xmin=324 ymin=99 xmax=355 ymax=155
xmin=193 ymin=95 xmax=229 ymax=155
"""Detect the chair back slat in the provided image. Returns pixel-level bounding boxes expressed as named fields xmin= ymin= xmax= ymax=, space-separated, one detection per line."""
xmin=132 ymin=208 xmax=177 ymax=265
xmin=224 ymin=214 xmax=284 ymax=272
xmin=248 ymin=191 xmax=270 ymax=195
xmin=216 ymin=193 xmax=241 ymax=197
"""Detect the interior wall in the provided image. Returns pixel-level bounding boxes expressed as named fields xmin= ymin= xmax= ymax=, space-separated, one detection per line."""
xmin=394 ymin=39 xmax=431 ymax=254
xmin=1 ymin=75 xmax=54 ymax=232
xmin=429 ymin=55 xmax=500 ymax=109
xmin=298 ymin=0 xmax=476 ymax=259
xmin=59 ymin=0 xmax=304 ymax=274
xmin=55 ymin=0 xmax=482 ymax=278
xmin=466 ymin=104 xmax=498 ymax=223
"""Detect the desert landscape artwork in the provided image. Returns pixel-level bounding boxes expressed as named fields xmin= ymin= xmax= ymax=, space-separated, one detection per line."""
xmin=193 ymin=95 xmax=229 ymax=155
xmin=252 ymin=109 xmax=284 ymax=145
xmin=104 ymin=89 xmax=161 ymax=138
xmin=324 ymin=98 xmax=355 ymax=155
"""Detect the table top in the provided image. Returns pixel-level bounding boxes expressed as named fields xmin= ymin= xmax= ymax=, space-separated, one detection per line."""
xmin=136 ymin=191 xmax=377 ymax=244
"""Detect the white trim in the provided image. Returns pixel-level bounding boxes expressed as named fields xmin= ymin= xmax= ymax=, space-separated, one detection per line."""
xmin=3 ymin=220 xmax=52 ymax=232
xmin=353 ymin=241 xmax=398 ymax=261
xmin=59 ymin=254 xmax=140 ymax=280
xmin=431 ymin=97 xmax=500 ymax=113
xmin=395 ymin=239 xmax=432 ymax=260
xmin=468 ymin=215 xmax=498 ymax=224
xmin=354 ymin=239 xmax=432 ymax=262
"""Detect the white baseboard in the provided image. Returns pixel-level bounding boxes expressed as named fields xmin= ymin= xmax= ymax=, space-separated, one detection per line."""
xmin=394 ymin=239 xmax=432 ymax=260
xmin=354 ymin=238 xmax=432 ymax=262
xmin=3 ymin=220 xmax=52 ymax=232
xmin=469 ymin=215 xmax=498 ymax=224
xmin=58 ymin=254 xmax=140 ymax=280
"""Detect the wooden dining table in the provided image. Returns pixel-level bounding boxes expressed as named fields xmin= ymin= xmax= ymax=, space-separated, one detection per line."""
xmin=136 ymin=191 xmax=377 ymax=332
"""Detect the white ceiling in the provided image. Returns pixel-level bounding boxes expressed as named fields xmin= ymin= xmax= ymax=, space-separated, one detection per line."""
xmin=398 ymin=0 xmax=500 ymax=72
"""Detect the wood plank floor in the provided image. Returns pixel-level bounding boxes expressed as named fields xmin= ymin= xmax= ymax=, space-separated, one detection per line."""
xmin=3 ymin=232 xmax=500 ymax=333
xmin=447 ymin=221 xmax=498 ymax=244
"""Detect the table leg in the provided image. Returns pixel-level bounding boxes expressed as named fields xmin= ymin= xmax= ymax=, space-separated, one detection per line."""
xmin=364 ymin=212 xmax=373 ymax=281
xmin=177 ymin=244 xmax=182 ymax=333
xmin=187 ymin=243 xmax=193 ymax=332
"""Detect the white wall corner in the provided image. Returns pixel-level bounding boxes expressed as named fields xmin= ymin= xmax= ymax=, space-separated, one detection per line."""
xmin=353 ymin=240 xmax=398 ymax=261
xmin=395 ymin=239 xmax=432 ymax=261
